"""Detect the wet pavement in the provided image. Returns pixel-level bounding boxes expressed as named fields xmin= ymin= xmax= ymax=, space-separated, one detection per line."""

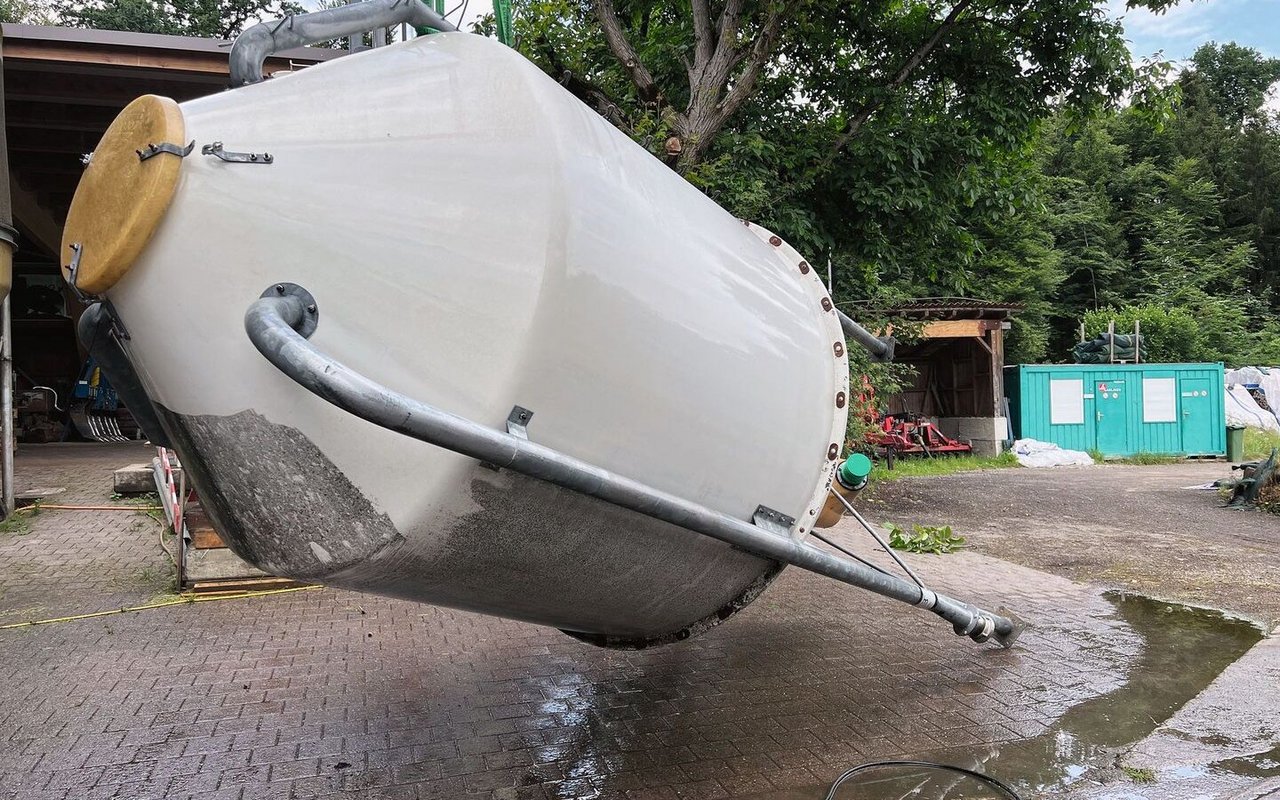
xmin=1 ymin=445 xmax=1278 ymax=800
xmin=1076 ymin=614 xmax=1280 ymax=800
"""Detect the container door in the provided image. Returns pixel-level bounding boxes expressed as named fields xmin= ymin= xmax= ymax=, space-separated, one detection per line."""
xmin=1094 ymin=376 xmax=1129 ymax=455
xmin=1179 ymin=376 xmax=1214 ymax=454
xmin=1047 ymin=372 xmax=1093 ymax=451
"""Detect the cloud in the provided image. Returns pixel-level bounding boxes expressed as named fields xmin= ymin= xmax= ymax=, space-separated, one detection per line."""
xmin=1113 ymin=1 xmax=1219 ymax=39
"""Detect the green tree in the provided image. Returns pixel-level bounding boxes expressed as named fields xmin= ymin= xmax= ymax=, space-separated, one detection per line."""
xmin=57 ymin=0 xmax=301 ymax=38
xmin=515 ymin=0 xmax=1185 ymax=316
xmin=1183 ymin=42 xmax=1280 ymax=127
xmin=1 ymin=0 xmax=56 ymax=23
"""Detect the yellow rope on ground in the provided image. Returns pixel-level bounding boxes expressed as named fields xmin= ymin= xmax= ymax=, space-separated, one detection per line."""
xmin=14 ymin=504 xmax=165 ymax=512
xmin=0 ymin=585 xmax=322 ymax=630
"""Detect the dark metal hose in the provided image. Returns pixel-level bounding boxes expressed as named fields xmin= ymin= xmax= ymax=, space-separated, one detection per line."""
xmin=837 ymin=309 xmax=895 ymax=362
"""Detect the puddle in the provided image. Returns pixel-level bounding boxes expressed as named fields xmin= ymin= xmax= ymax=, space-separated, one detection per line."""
xmin=740 ymin=593 xmax=1264 ymax=799
xmin=1164 ymin=745 xmax=1280 ymax=782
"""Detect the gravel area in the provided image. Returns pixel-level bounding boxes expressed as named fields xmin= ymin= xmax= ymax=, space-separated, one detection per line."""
xmin=865 ymin=462 xmax=1280 ymax=627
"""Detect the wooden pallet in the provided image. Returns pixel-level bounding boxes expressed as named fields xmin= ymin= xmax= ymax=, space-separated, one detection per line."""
xmin=186 ymin=576 xmax=305 ymax=594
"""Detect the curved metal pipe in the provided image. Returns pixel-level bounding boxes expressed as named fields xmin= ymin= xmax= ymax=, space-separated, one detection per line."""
xmin=244 ymin=289 xmax=1020 ymax=647
xmin=837 ymin=309 xmax=895 ymax=362
xmin=77 ymin=303 xmax=170 ymax=447
xmin=229 ymin=0 xmax=457 ymax=88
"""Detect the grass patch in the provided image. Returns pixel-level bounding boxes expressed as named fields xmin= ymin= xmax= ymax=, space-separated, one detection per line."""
xmin=110 ymin=491 xmax=162 ymax=506
xmin=108 ymin=564 xmax=176 ymax=596
xmin=1108 ymin=453 xmax=1184 ymax=465
xmin=1243 ymin=428 xmax=1280 ymax=460
xmin=871 ymin=450 xmax=1019 ymax=482
xmin=1121 ymin=766 xmax=1156 ymax=784
xmin=0 ymin=513 xmax=31 ymax=535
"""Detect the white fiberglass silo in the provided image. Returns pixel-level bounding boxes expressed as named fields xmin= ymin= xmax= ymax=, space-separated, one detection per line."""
xmin=62 ymin=6 xmax=1018 ymax=649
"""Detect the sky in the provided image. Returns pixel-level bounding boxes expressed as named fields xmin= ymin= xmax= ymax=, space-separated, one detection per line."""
xmin=1106 ymin=0 xmax=1280 ymax=63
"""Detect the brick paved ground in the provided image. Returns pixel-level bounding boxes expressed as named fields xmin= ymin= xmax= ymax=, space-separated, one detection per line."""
xmin=0 ymin=443 xmax=174 ymax=624
xmin=1 ymin=444 xmax=1143 ymax=800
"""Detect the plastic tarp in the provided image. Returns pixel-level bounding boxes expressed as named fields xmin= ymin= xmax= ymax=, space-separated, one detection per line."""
xmin=1225 ymin=366 xmax=1280 ymax=430
xmin=1012 ymin=438 xmax=1094 ymax=468
xmin=1260 ymin=371 xmax=1280 ymax=418
xmin=1226 ymin=383 xmax=1280 ymax=431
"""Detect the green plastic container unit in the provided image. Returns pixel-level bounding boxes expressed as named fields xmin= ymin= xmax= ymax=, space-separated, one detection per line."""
xmin=1005 ymin=363 xmax=1226 ymax=458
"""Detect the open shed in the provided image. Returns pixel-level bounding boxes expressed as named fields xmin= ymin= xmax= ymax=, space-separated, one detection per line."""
xmin=878 ymin=297 xmax=1020 ymax=456
xmin=0 ymin=24 xmax=335 ymax=440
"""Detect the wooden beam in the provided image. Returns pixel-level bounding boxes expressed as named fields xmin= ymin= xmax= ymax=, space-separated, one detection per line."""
xmin=6 ymin=127 xmax=100 ymax=155
xmin=10 ymin=153 xmax=85 ymax=176
xmin=9 ymin=178 xmax=62 ymax=256
xmin=5 ymin=67 xmax=222 ymax=106
xmin=991 ymin=328 xmax=1005 ymax=417
xmin=921 ymin=319 xmax=988 ymax=338
xmin=4 ymin=42 xmax=325 ymax=78
xmin=5 ymin=100 xmax=117 ymax=131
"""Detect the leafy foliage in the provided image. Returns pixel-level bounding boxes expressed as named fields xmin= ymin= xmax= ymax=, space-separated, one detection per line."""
xmin=886 ymin=522 xmax=966 ymax=554
xmin=509 ymin=1 xmax=1274 ymax=371
xmin=0 ymin=0 xmax=56 ymax=24
xmin=513 ymin=0 xmax=1183 ymax=329
xmin=1082 ymin=304 xmax=1200 ymax=363
xmin=1037 ymin=41 xmax=1280 ymax=365
xmin=55 ymin=0 xmax=302 ymax=38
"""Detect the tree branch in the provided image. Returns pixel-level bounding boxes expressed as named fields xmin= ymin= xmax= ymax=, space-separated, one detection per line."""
xmin=817 ymin=0 xmax=976 ymax=170
xmin=710 ymin=0 xmax=746 ymax=72
xmin=591 ymin=0 xmax=660 ymax=103
xmin=715 ymin=0 xmax=790 ymax=125
xmin=690 ymin=0 xmax=714 ymax=70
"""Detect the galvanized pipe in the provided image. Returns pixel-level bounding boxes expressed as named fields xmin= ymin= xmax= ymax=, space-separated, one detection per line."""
xmin=1 ymin=296 xmax=12 ymax=519
xmin=228 ymin=0 xmax=457 ymax=88
xmin=244 ymin=290 xmax=1020 ymax=647
xmin=837 ymin=309 xmax=895 ymax=362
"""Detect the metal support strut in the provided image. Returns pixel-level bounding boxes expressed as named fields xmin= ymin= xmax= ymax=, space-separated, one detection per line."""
xmin=244 ymin=286 xmax=1021 ymax=648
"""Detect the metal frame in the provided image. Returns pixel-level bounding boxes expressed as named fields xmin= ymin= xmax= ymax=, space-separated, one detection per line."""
xmin=228 ymin=0 xmax=457 ymax=88
xmin=202 ymin=142 xmax=274 ymax=165
xmin=244 ymin=286 xmax=1021 ymax=647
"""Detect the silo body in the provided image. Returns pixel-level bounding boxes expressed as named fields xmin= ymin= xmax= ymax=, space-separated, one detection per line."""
xmin=68 ymin=33 xmax=849 ymax=646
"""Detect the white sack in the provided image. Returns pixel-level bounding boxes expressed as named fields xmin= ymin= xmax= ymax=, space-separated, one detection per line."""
xmin=1012 ymin=438 xmax=1095 ymax=468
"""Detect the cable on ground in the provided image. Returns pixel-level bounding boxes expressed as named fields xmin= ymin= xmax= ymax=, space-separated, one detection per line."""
xmin=823 ymin=759 xmax=1024 ymax=800
xmin=0 ymin=585 xmax=321 ymax=630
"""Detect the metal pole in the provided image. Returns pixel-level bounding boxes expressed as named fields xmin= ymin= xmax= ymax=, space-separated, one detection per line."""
xmin=0 ymin=32 xmax=15 ymax=519
xmin=1 ymin=296 xmax=13 ymax=517
xmin=244 ymin=288 xmax=1020 ymax=647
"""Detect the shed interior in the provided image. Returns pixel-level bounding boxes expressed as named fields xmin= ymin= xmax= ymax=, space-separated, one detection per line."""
xmin=871 ymin=298 xmax=1020 ymax=456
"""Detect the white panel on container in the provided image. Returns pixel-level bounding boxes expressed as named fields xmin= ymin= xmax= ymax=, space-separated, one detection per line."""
xmin=1143 ymin=378 xmax=1177 ymax=422
xmin=1050 ymin=379 xmax=1085 ymax=425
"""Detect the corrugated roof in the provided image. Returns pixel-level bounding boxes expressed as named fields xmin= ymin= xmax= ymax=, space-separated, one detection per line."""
xmin=842 ymin=296 xmax=1023 ymax=320
xmin=887 ymin=297 xmax=1025 ymax=312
